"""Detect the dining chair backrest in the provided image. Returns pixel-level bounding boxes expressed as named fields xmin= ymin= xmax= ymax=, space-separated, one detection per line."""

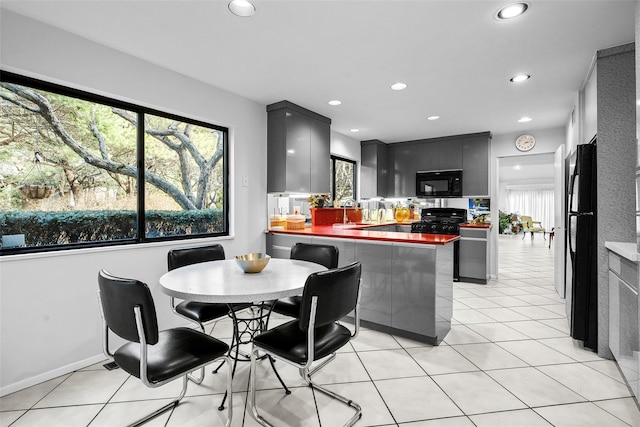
xmin=98 ymin=269 xmax=159 ymax=345
xmin=298 ymin=261 xmax=361 ymax=331
xmin=168 ymin=244 xmax=226 ymax=271
xmin=290 ymin=242 xmax=339 ymax=269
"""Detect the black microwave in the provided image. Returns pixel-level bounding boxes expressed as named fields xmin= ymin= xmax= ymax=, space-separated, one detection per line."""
xmin=416 ymin=170 xmax=463 ymax=198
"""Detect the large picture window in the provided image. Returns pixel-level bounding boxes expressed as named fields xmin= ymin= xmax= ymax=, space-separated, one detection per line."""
xmin=0 ymin=72 xmax=228 ymax=253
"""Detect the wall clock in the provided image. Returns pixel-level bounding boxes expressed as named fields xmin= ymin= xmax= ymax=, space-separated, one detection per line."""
xmin=515 ymin=134 xmax=536 ymax=152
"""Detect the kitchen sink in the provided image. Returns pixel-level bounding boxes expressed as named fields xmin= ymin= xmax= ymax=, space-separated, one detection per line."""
xmin=331 ymin=223 xmax=361 ymax=229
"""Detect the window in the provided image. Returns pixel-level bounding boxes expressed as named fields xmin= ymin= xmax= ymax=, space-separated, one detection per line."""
xmin=330 ymin=155 xmax=356 ymax=205
xmin=0 ymin=72 xmax=228 ymax=253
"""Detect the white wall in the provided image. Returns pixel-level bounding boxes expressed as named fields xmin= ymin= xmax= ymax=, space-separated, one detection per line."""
xmin=0 ymin=11 xmax=268 ymax=395
xmin=489 ymin=127 xmax=566 ymax=278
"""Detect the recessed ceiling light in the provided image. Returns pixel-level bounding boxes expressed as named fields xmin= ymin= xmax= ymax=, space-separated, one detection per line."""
xmin=496 ymin=2 xmax=529 ymax=20
xmin=391 ymin=82 xmax=407 ymax=91
xmin=514 ymin=165 xmax=521 ymax=170
xmin=228 ymin=0 xmax=256 ymax=17
xmin=510 ymin=74 xmax=531 ymax=83
xmin=328 ymin=100 xmax=342 ymax=106
xmin=350 ymin=128 xmax=360 ymax=133
xmin=427 ymin=116 xmax=440 ymax=121
xmin=518 ymin=117 xmax=532 ymax=123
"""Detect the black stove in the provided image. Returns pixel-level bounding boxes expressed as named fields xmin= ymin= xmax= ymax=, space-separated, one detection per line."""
xmin=411 ymin=207 xmax=467 ymax=281
xmin=411 ymin=208 xmax=467 ymax=235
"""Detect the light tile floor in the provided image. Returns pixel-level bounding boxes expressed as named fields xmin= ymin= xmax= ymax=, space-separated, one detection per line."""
xmin=2 ymin=235 xmax=640 ymax=426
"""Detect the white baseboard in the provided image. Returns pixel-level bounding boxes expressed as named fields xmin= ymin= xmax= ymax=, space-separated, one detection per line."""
xmin=0 ymin=354 xmax=106 ymax=397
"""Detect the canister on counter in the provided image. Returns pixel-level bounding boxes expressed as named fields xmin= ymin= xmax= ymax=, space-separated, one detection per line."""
xmin=286 ymin=214 xmax=305 ymax=230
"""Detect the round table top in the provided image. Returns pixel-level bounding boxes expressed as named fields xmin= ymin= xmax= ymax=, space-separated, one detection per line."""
xmin=159 ymin=258 xmax=327 ymax=303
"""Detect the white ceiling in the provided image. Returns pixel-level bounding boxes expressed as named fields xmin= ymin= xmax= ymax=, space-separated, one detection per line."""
xmin=499 ymin=152 xmax=556 ymax=183
xmin=1 ymin=1 xmax=636 ymax=144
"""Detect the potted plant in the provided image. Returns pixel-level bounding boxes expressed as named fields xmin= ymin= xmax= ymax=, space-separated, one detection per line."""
xmin=307 ymin=194 xmax=330 ymax=208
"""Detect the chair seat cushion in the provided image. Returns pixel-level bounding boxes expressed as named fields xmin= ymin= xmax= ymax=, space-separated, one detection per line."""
xmin=176 ymin=301 xmax=250 ymax=323
xmin=271 ymin=296 xmax=301 ymax=318
xmin=114 ymin=328 xmax=229 ymax=384
xmin=253 ymin=320 xmax=351 ymax=364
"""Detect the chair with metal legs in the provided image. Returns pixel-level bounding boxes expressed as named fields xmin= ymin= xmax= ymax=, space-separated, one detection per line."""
xmin=270 ymin=242 xmax=339 ymax=318
xmin=249 ymin=261 xmax=363 ymax=427
xmin=168 ymin=244 xmax=250 ymax=384
xmin=267 ymin=242 xmax=341 ymax=374
xmin=97 ymin=270 xmax=233 ymax=427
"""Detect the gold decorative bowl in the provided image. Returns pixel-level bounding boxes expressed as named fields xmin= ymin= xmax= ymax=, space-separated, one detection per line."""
xmin=235 ymin=253 xmax=271 ymax=273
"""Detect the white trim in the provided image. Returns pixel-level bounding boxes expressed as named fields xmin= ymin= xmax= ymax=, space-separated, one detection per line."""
xmin=0 ymin=354 xmax=105 ymax=397
xmin=0 ymin=235 xmax=236 ymax=262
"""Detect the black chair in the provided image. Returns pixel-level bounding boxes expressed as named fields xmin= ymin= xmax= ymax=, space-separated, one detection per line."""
xmin=249 ymin=262 xmax=362 ymax=427
xmin=270 ymin=242 xmax=339 ymax=318
xmin=97 ymin=270 xmax=232 ymax=427
xmin=168 ymin=244 xmax=249 ymax=336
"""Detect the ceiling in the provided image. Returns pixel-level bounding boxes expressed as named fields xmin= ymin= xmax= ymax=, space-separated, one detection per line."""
xmin=499 ymin=152 xmax=556 ymax=183
xmin=0 ymin=1 xmax=636 ymax=144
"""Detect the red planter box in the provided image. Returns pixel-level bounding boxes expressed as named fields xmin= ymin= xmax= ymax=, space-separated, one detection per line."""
xmin=311 ymin=208 xmax=363 ymax=226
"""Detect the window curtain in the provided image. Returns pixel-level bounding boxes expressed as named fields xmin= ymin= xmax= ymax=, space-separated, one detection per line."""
xmin=505 ymin=186 xmax=554 ymax=230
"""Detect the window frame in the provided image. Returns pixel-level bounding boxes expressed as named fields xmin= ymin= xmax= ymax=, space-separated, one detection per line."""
xmin=0 ymin=71 xmax=229 ymax=255
xmin=330 ymin=155 xmax=357 ymax=203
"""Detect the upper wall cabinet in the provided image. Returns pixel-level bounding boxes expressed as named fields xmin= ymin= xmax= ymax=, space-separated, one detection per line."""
xmin=361 ymin=140 xmax=389 ymax=198
xmin=267 ymin=101 xmax=331 ymax=193
xmin=461 ymin=132 xmax=491 ymax=197
xmin=363 ymin=132 xmax=491 ymax=198
xmin=389 ymin=143 xmax=418 ymax=197
xmin=417 ymin=138 xmax=462 ymax=172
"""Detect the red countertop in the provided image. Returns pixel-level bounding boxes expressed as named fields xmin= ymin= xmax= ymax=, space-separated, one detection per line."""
xmin=268 ymin=223 xmax=459 ymax=245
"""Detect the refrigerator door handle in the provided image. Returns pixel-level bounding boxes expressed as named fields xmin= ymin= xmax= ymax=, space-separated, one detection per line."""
xmin=569 ymin=211 xmax=594 ymax=216
xmin=568 ymin=171 xmax=577 ymax=212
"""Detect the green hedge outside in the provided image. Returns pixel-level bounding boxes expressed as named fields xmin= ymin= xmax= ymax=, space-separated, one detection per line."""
xmin=0 ymin=209 xmax=225 ymax=247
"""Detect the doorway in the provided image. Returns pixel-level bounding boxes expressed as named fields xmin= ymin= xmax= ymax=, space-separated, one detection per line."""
xmin=496 ymin=152 xmax=563 ymax=296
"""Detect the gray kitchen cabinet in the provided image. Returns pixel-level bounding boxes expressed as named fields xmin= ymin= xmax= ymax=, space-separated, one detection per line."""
xmin=417 ymin=138 xmax=462 ymax=172
xmin=267 ymin=231 xmax=454 ymax=344
xmin=388 ymin=143 xmax=418 ymax=197
xmin=459 ymin=227 xmax=489 ymax=284
xmin=461 ymin=133 xmax=491 ymax=197
xmin=266 ymin=233 xmax=312 ymax=259
xmin=355 ymin=240 xmax=393 ymax=326
xmin=360 ymin=140 xmax=388 ymax=198
xmin=391 ymin=242 xmax=452 ymax=341
xmin=607 ymin=248 xmax=639 ymax=399
xmin=267 ymin=101 xmax=331 ymax=194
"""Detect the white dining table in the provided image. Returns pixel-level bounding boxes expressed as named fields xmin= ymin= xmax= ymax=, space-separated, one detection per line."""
xmin=159 ymin=258 xmax=327 ymax=304
xmin=160 ymin=257 xmax=327 ymax=410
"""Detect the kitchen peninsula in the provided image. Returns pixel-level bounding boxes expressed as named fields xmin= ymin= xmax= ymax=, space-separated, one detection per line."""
xmin=266 ymin=222 xmax=458 ymax=344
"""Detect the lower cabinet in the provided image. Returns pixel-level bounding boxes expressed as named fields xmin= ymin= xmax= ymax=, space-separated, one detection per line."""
xmin=355 ymin=241 xmax=393 ymax=326
xmin=391 ymin=242 xmax=452 ymax=340
xmin=266 ymin=232 xmax=454 ymax=344
xmin=266 ymin=233 xmax=312 ymax=259
xmin=608 ymin=250 xmax=639 ymax=399
xmin=459 ymin=227 xmax=489 ymax=284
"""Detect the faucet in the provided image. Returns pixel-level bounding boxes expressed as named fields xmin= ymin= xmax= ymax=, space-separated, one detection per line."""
xmin=343 ymin=199 xmax=356 ymax=224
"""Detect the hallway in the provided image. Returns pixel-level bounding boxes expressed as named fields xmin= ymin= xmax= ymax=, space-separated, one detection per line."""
xmin=1 ymin=235 xmax=639 ymax=426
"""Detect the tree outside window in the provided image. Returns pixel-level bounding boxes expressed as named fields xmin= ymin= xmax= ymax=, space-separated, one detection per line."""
xmin=0 ymin=73 xmax=228 ymax=252
xmin=331 ymin=156 xmax=356 ymax=205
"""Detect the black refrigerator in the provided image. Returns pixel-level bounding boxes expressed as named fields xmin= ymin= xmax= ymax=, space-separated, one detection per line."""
xmin=567 ymin=139 xmax=597 ymax=350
